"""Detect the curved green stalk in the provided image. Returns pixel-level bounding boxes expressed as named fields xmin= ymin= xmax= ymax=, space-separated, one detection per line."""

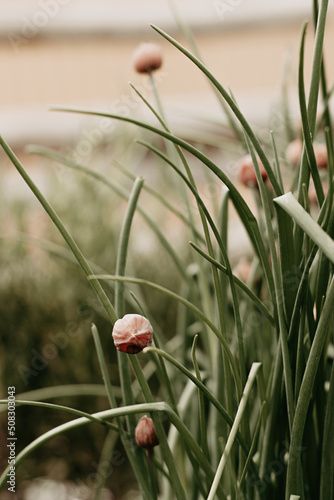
xmin=51 ymin=106 xmax=275 ymax=302
xmin=128 ymin=355 xmax=187 ymax=500
xmin=139 ymin=139 xmax=247 ymax=387
xmin=305 ymin=0 xmax=329 ymax=135
xmin=0 ymin=398 xmax=118 ymax=431
xmin=115 ymin=177 xmax=144 ymax=316
xmin=0 ymin=401 xmax=168 ymax=489
xmin=191 ymin=335 xmax=210 ymax=463
xmin=189 ymin=241 xmax=274 ymax=324
xmin=239 ymin=401 xmax=266 ymax=491
xmin=295 ymin=0 xmax=329 ymax=253
xmin=148 ymin=25 xmax=281 ymax=197
xmin=144 ymin=346 xmax=261 ymax=489
xmin=274 ymin=192 xmax=334 ymax=264
xmin=91 ymin=323 xmax=152 ymax=499
xmin=90 ymin=274 xmax=242 ymax=396
xmin=0 ymin=135 xmax=118 ymax=325
xmin=207 ymin=363 xmax=262 ymax=500
xmin=112 ymin=177 xmax=149 ymax=478
xmin=112 ymin=178 xmax=187 ymax=500
xmin=143 ymin=346 xmax=232 ymax=431
xmin=0 ymin=385 xmax=111 ymax=407
xmin=298 ymin=22 xmax=324 ymax=206
xmin=313 ymin=0 xmax=334 ymax=140
xmin=112 ymin=159 xmax=204 ymax=243
xmin=270 ymin=131 xmax=284 ymax=194
xmin=319 ymin=357 xmax=334 ymax=500
xmin=166 ymin=0 xmax=244 ymax=143
xmin=91 ymin=325 xmax=119 ymax=411
xmin=130 ymin=83 xmax=231 ymax=390
xmin=246 ymin=137 xmax=295 ymax=434
xmin=27 ymin=144 xmax=204 ymax=245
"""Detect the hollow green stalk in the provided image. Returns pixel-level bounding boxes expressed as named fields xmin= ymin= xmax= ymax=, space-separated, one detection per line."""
xmin=0 ymin=135 xmax=117 ymax=325
xmin=130 ymin=83 xmax=227 ymax=379
xmin=191 ymin=335 xmax=210 ymax=463
xmin=91 ymin=322 xmax=153 ymax=499
xmin=149 ymin=25 xmax=281 ymax=197
xmin=128 ymin=355 xmax=188 ymax=500
xmin=138 ymin=139 xmax=247 ymax=388
xmin=319 ymin=356 xmax=334 ymax=500
xmin=274 ymin=192 xmax=334 ymax=264
xmin=246 ymin=138 xmax=295 ymax=433
xmin=207 ymin=363 xmax=262 ymax=500
xmin=295 ymin=0 xmax=329 ymax=252
xmin=298 ymin=22 xmax=324 ymax=206
xmin=143 ymin=345 xmax=260 ymax=485
xmin=286 ymin=275 xmax=334 ymax=497
xmin=51 ymin=106 xmax=275 ymax=311
xmin=189 ymin=241 xmax=274 ymax=324
xmin=91 ymin=274 xmax=242 ymax=396
xmin=0 ymin=401 xmax=194 ymax=490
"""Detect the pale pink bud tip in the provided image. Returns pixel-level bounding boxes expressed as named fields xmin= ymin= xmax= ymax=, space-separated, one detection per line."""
xmin=313 ymin=142 xmax=328 ymax=169
xmin=112 ymin=314 xmax=153 ymax=354
xmin=286 ymin=139 xmax=303 ymax=166
xmin=286 ymin=139 xmax=328 ymax=169
xmin=132 ymin=42 xmax=162 ymax=74
xmin=135 ymin=416 xmax=159 ymax=449
xmin=237 ymin=154 xmax=268 ymax=188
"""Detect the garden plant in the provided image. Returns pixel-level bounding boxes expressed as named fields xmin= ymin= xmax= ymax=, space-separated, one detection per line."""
xmin=0 ymin=0 xmax=334 ymax=498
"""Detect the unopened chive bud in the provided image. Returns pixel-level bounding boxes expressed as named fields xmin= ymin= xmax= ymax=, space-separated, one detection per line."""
xmin=237 ymin=154 xmax=268 ymax=188
xmin=112 ymin=314 xmax=153 ymax=354
xmin=132 ymin=42 xmax=162 ymax=74
xmin=135 ymin=416 xmax=159 ymax=449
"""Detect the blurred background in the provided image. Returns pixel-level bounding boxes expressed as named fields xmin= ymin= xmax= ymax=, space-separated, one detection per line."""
xmin=0 ymin=1 xmax=333 ymax=499
xmin=1 ymin=0 xmax=333 ymax=148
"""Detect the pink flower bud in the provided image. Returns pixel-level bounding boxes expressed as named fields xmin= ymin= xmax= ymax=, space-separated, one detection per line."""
xmin=135 ymin=416 xmax=159 ymax=449
xmin=313 ymin=142 xmax=328 ymax=169
xmin=233 ymin=257 xmax=252 ymax=283
xmin=237 ymin=154 xmax=268 ymax=188
xmin=286 ymin=138 xmax=303 ymax=166
xmin=286 ymin=139 xmax=328 ymax=169
xmin=132 ymin=42 xmax=162 ymax=74
xmin=112 ymin=314 xmax=153 ymax=354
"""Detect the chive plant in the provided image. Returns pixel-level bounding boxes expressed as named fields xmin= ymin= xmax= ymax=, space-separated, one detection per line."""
xmin=0 ymin=0 xmax=333 ymax=498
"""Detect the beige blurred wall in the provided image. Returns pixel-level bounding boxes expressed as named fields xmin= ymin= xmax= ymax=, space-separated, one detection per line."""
xmin=1 ymin=13 xmax=334 ymax=108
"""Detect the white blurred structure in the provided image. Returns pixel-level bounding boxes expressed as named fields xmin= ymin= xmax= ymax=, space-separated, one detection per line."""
xmin=0 ymin=0 xmax=332 ymax=148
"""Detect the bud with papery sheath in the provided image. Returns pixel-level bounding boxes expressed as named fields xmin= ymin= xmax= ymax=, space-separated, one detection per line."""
xmin=135 ymin=416 xmax=159 ymax=449
xmin=132 ymin=42 xmax=162 ymax=74
xmin=112 ymin=314 xmax=153 ymax=354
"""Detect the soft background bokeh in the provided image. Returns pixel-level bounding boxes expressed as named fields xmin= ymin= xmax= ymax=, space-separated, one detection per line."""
xmin=1 ymin=0 xmax=334 ymax=147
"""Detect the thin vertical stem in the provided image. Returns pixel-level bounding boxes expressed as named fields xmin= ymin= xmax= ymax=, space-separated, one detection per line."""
xmin=286 ymin=275 xmax=334 ymax=498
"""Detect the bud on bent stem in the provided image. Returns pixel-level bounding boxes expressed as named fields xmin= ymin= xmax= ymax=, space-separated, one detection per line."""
xmin=135 ymin=415 xmax=159 ymax=450
xmin=112 ymin=314 xmax=153 ymax=354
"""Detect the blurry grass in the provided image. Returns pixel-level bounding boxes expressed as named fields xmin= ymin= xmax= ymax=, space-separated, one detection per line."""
xmin=0 ymin=125 xmax=194 ymax=493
